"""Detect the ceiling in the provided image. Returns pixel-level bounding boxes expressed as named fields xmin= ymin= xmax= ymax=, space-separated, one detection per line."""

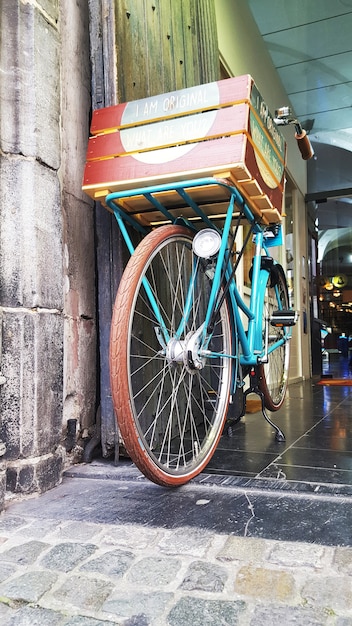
xmin=247 ymin=0 xmax=352 ymax=152
xmin=247 ymin=1 xmax=352 ymax=333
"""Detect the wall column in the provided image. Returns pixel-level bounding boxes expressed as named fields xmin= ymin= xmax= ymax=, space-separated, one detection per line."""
xmin=0 ymin=0 xmax=64 ymax=500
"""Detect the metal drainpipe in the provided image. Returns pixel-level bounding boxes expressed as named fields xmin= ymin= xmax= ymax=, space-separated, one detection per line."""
xmin=83 ymin=405 xmax=102 ymax=463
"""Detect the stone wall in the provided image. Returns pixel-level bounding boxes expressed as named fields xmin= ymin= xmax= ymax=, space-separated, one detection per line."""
xmin=0 ymin=0 xmax=96 ymax=509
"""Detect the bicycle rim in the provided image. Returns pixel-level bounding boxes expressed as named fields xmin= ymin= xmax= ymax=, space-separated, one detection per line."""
xmin=257 ymin=269 xmax=290 ymax=411
xmin=110 ymin=225 xmax=232 ymax=486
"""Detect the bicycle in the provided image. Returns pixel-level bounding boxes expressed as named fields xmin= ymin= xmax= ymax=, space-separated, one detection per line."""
xmin=104 ymin=106 xmax=313 ymax=487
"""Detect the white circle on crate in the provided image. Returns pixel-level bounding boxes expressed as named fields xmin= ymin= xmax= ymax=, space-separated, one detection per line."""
xmin=120 ymin=83 xmax=220 ymax=164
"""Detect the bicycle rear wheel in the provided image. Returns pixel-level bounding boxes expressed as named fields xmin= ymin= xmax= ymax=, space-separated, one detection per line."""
xmin=110 ymin=224 xmax=232 ymax=486
xmin=257 ymin=266 xmax=290 ymax=411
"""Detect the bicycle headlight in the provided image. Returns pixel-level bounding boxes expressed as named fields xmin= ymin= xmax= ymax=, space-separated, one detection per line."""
xmin=192 ymin=229 xmax=221 ymax=259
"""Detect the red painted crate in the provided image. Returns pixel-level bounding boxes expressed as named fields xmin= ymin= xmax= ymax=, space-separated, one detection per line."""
xmin=82 ymin=75 xmax=286 ymax=225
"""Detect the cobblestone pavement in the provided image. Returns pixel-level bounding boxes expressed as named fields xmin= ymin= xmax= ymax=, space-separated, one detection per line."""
xmin=1 ymin=466 xmax=352 ymax=625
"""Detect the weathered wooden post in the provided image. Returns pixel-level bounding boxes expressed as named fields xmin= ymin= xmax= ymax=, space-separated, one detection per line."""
xmin=88 ymin=0 xmax=220 ymax=460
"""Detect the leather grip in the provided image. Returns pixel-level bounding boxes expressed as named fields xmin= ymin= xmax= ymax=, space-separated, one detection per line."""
xmin=295 ymin=129 xmax=314 ymax=160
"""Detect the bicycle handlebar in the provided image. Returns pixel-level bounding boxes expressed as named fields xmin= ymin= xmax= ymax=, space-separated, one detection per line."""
xmin=274 ymin=106 xmax=314 ymax=161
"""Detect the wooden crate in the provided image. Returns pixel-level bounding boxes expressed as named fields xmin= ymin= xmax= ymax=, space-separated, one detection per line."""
xmin=82 ymin=75 xmax=286 ymax=225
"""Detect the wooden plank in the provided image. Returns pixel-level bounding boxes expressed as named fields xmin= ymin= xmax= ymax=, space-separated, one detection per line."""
xmin=83 ymin=127 xmax=285 ymax=206
xmin=145 ymin=1 xmax=163 ymax=95
xmin=170 ymin=0 xmax=187 ymax=89
xmin=114 ymin=1 xmax=133 ymax=103
xmin=158 ymin=0 xmax=175 ymax=93
xmin=90 ymin=75 xmax=251 ymax=134
xmin=83 ymin=134 xmax=247 ymax=188
xmin=182 ymin=0 xmax=198 ymax=87
xmin=86 ymin=104 xmax=249 ymax=160
xmin=117 ymin=0 xmax=150 ymax=102
xmin=194 ymin=0 xmax=220 ymax=83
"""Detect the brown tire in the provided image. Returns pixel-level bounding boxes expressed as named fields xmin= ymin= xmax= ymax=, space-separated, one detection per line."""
xmin=109 ymin=224 xmax=232 ymax=486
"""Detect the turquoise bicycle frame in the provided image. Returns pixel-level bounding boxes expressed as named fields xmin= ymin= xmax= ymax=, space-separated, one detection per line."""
xmin=105 ymin=177 xmax=288 ymax=395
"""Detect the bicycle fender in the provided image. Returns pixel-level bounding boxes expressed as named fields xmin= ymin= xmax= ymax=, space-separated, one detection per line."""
xmin=249 ymin=258 xmax=286 ymax=289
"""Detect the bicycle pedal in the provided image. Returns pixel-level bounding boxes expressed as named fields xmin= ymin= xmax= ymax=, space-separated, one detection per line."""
xmin=270 ymin=309 xmax=298 ymax=327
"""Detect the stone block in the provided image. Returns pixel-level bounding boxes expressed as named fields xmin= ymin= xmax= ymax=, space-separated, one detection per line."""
xmin=235 ymin=565 xmax=295 ymax=602
xmin=268 ymin=541 xmax=328 ymax=569
xmin=60 ymin=1 xmax=92 ymax=204
xmin=126 ymin=556 xmax=182 ymax=587
xmin=39 ymin=542 xmax=97 ymax=572
xmin=0 ymin=158 xmax=63 ymax=309
xmin=0 ymin=309 xmax=63 ymax=460
xmin=333 ymin=546 xmax=352 ymax=575
xmin=217 ymin=534 xmax=267 ymax=563
xmin=63 ymin=314 xmax=96 ymax=430
xmin=250 ymin=604 xmax=328 ymax=626
xmin=2 ymin=606 xmax=64 ymax=626
xmin=53 ymin=574 xmax=114 ymax=612
xmin=168 ymin=597 xmax=246 ymax=626
xmin=0 ymin=1 xmax=60 ymax=169
xmin=5 ymin=447 xmax=64 ymax=495
xmin=63 ymin=193 xmax=96 ymax=319
xmin=158 ymin=526 xmax=212 ymax=557
xmin=101 ymin=524 xmax=161 ymax=550
xmin=180 ymin=560 xmax=227 ymax=592
xmin=302 ymin=575 xmax=352 ymax=611
xmin=80 ymin=548 xmax=135 ymax=577
xmin=102 ymin=590 xmax=173 ymax=622
xmin=0 ymin=570 xmax=58 ymax=603
xmin=1 ymin=540 xmax=49 ymax=565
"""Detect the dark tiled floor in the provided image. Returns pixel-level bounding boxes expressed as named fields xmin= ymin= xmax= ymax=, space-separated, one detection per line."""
xmin=206 ymin=354 xmax=352 ymax=488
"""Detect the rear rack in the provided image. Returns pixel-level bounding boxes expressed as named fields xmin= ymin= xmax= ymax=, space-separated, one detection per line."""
xmin=104 ymin=177 xmax=282 ymax=235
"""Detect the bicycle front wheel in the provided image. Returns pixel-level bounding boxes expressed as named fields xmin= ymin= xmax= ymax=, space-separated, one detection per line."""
xmin=257 ymin=266 xmax=290 ymax=411
xmin=110 ymin=225 xmax=232 ymax=486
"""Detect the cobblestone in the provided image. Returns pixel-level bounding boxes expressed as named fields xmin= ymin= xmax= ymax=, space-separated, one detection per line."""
xmin=180 ymin=560 xmax=228 ymax=592
xmin=333 ymin=546 xmax=352 ymax=575
xmin=1 ymin=473 xmax=352 ymax=625
xmin=216 ymin=534 xmax=267 ymax=563
xmin=39 ymin=542 xmax=97 ymax=572
xmin=167 ymin=597 xmax=246 ymax=626
xmin=4 ymin=606 xmax=65 ymax=626
xmin=80 ymin=548 xmax=135 ymax=577
xmin=0 ymin=570 xmax=58 ymax=603
xmin=126 ymin=556 xmax=182 ymax=588
xmin=52 ymin=574 xmax=114 ymax=612
xmin=102 ymin=590 xmax=173 ymax=622
xmin=249 ymin=604 xmax=328 ymax=626
xmin=301 ymin=575 xmax=352 ymax=611
xmin=157 ymin=527 xmax=212 ymax=557
xmin=235 ymin=565 xmax=296 ymax=601
xmin=267 ymin=541 xmax=328 ymax=569
xmin=1 ymin=540 xmax=49 ymax=565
